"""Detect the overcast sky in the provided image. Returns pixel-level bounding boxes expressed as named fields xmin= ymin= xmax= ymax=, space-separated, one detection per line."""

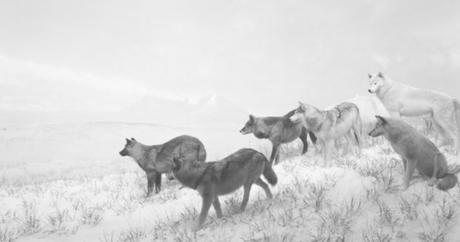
xmin=0 ymin=0 xmax=459 ymax=117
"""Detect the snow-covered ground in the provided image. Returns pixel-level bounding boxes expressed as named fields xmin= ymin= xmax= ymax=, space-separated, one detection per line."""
xmin=1 ymin=122 xmax=460 ymax=242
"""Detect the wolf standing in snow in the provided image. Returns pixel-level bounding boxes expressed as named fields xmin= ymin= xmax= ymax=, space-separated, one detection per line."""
xmin=292 ymin=102 xmax=362 ymax=165
xmin=119 ymin=135 xmax=206 ymax=196
xmin=240 ymin=109 xmax=316 ymax=165
xmin=368 ymin=72 xmax=460 ymax=153
xmin=154 ymin=148 xmax=277 ymax=229
xmin=369 ymin=116 xmax=459 ymax=191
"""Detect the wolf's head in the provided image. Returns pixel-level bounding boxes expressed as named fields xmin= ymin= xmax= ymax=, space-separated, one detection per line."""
xmin=368 ymin=116 xmax=388 ymax=137
xmin=119 ymin=138 xmax=143 ymax=158
xmin=291 ymin=102 xmax=316 ymax=128
xmin=368 ymin=72 xmax=387 ymax=94
xmin=155 ymin=156 xmax=185 ymax=174
xmin=240 ymin=115 xmax=257 ymax=135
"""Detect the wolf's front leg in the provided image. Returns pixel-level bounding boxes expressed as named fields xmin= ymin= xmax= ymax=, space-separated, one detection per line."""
xmin=196 ymin=192 xmax=213 ymax=230
xmin=240 ymin=183 xmax=253 ymax=211
xmin=146 ymin=172 xmax=157 ymax=197
xmin=403 ymin=161 xmax=416 ymax=190
xmin=429 ymin=155 xmax=440 ymax=186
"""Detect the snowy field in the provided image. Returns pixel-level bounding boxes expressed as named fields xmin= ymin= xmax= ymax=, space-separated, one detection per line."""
xmin=1 ymin=122 xmax=460 ymax=242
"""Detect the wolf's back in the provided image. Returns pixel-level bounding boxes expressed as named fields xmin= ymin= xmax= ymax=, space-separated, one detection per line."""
xmin=197 ymin=141 xmax=207 ymax=161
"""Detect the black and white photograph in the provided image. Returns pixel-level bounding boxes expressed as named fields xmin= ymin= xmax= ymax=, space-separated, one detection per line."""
xmin=1 ymin=0 xmax=460 ymax=241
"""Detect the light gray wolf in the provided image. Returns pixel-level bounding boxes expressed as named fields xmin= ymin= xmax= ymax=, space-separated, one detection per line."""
xmin=369 ymin=116 xmax=460 ymax=190
xmin=324 ymin=95 xmax=390 ymax=151
xmin=119 ymin=135 xmax=206 ymax=196
xmin=154 ymin=148 xmax=276 ymax=230
xmin=240 ymin=109 xmax=317 ymax=165
xmin=368 ymin=72 xmax=460 ymax=153
xmin=292 ymin=102 xmax=362 ymax=165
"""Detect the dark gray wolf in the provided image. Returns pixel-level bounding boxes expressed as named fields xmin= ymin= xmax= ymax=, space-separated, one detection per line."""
xmin=240 ymin=109 xmax=317 ymax=165
xmin=292 ymin=102 xmax=362 ymax=165
xmin=369 ymin=116 xmax=460 ymax=191
xmin=119 ymin=135 xmax=206 ymax=196
xmin=368 ymin=72 xmax=460 ymax=153
xmin=154 ymin=148 xmax=277 ymax=229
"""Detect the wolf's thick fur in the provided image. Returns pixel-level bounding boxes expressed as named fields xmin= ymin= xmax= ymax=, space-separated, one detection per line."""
xmin=369 ymin=116 xmax=459 ymax=190
xmin=240 ymin=109 xmax=316 ymax=165
xmin=293 ymin=102 xmax=362 ymax=165
xmin=368 ymin=72 xmax=460 ymax=152
xmin=154 ymin=148 xmax=276 ymax=229
xmin=119 ymin=135 xmax=206 ymax=196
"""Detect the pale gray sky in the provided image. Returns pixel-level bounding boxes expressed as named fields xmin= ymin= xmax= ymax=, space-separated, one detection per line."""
xmin=1 ymin=0 xmax=459 ymax=117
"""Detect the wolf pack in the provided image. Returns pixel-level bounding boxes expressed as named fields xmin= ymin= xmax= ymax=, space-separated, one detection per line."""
xmin=119 ymin=72 xmax=460 ymax=230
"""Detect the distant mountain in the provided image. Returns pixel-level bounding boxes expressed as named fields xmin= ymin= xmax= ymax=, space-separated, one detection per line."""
xmin=115 ymin=93 xmax=248 ymax=128
xmin=0 ymin=93 xmax=248 ymax=129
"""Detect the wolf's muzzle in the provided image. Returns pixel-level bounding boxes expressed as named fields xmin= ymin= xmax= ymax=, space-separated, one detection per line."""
xmin=119 ymin=149 xmax=128 ymax=156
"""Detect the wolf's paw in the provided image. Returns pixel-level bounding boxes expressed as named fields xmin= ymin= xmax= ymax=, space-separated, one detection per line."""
xmin=428 ymin=178 xmax=437 ymax=186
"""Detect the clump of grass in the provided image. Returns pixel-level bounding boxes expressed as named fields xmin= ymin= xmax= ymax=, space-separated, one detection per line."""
xmin=0 ymin=226 xmax=18 ymax=242
xmin=435 ymin=197 xmax=456 ymax=224
xmin=418 ymin=224 xmax=446 ymax=242
xmin=305 ymin=183 xmax=328 ymax=212
xmin=362 ymin=222 xmax=393 ymax=242
xmin=375 ymin=198 xmax=401 ymax=230
xmin=45 ymin=207 xmax=70 ymax=234
xmin=21 ymin=200 xmax=41 ymax=234
xmin=80 ymin=205 xmax=103 ymax=226
xmin=398 ymin=196 xmax=419 ymax=221
xmin=313 ymin=198 xmax=362 ymax=241
xmin=117 ymin=227 xmax=148 ymax=242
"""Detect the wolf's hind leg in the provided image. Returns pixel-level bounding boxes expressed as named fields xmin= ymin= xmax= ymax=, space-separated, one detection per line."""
xmin=432 ymin=116 xmax=454 ymax=147
xmin=323 ymin=140 xmax=334 ymax=166
xmin=299 ymin=128 xmax=309 ymax=154
xmin=254 ymin=177 xmax=272 ymax=199
xmin=154 ymin=171 xmax=162 ymax=193
xmin=212 ymin=196 xmax=223 ymax=218
xmin=429 ymin=154 xmax=441 ymax=186
xmin=270 ymin=143 xmax=280 ymax=165
xmin=240 ymin=183 xmax=253 ymax=211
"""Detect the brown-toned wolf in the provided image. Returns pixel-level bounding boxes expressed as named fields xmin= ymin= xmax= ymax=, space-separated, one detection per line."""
xmin=292 ymin=102 xmax=363 ymax=165
xmin=369 ymin=116 xmax=460 ymax=191
xmin=154 ymin=148 xmax=277 ymax=229
xmin=119 ymin=135 xmax=206 ymax=196
xmin=240 ymin=109 xmax=317 ymax=165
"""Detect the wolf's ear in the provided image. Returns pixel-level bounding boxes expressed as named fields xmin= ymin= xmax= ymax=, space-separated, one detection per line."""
xmin=298 ymin=101 xmax=306 ymax=111
xmin=375 ymin=115 xmax=388 ymax=125
xmin=368 ymin=73 xmax=372 ymax=79
xmin=377 ymin=72 xmax=384 ymax=78
xmin=130 ymin=137 xmax=136 ymax=141
xmin=125 ymin=138 xmax=131 ymax=144
xmin=249 ymin=114 xmax=255 ymax=122
xmin=172 ymin=156 xmax=182 ymax=169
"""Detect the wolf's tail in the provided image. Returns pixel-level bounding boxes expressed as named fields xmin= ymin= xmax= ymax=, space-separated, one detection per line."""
xmin=197 ymin=142 xmax=207 ymax=161
xmin=262 ymin=157 xmax=278 ymax=186
xmin=436 ymin=174 xmax=459 ymax=191
xmin=436 ymin=165 xmax=460 ymax=191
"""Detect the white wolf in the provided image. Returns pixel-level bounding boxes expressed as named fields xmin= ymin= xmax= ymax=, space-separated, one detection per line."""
xmin=368 ymin=72 xmax=460 ymax=152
